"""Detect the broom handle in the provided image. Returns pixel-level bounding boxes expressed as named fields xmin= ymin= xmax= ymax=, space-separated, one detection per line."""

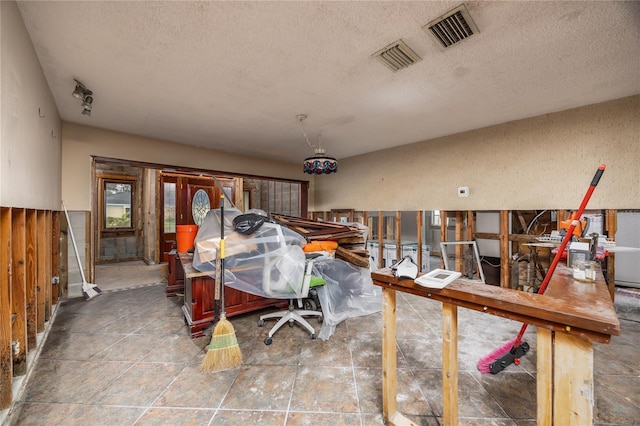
xmin=512 ymin=164 xmax=606 ymax=349
xmin=62 ymin=200 xmax=88 ymax=284
xmin=219 ymin=194 xmax=226 ymax=319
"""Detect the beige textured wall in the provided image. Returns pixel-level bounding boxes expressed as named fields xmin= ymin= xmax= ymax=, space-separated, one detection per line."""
xmin=314 ymin=96 xmax=640 ymax=211
xmin=1 ymin=1 xmax=62 ymax=209
xmin=62 ymin=122 xmax=307 ymax=210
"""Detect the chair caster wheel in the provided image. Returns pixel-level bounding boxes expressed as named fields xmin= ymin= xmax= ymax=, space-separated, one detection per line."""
xmin=318 ymin=316 xmax=323 ymax=323
xmin=288 ymin=320 xmax=294 ymax=327
xmin=310 ymin=333 xmax=316 ymax=340
xmin=264 ymin=337 xmax=273 ymax=345
xmin=258 ymin=319 xmax=264 ymax=327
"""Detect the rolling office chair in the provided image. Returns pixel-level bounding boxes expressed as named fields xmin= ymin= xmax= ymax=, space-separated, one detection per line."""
xmin=258 ymin=251 xmax=326 ymax=345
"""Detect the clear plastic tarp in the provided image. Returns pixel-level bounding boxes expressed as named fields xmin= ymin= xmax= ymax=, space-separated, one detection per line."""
xmin=192 ymin=207 xmax=381 ymax=339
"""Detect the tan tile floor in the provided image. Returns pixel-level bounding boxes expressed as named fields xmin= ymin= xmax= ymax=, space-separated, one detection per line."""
xmin=6 ymin=263 xmax=640 ymax=425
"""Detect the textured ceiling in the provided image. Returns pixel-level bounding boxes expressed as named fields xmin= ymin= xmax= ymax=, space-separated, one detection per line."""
xmin=16 ymin=1 xmax=640 ymax=164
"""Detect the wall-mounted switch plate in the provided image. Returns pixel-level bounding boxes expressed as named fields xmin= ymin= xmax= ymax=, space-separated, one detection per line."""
xmin=458 ymin=186 xmax=469 ymax=197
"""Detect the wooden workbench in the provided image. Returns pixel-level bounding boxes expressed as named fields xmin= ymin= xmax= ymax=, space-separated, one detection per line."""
xmin=371 ymin=263 xmax=620 ymax=425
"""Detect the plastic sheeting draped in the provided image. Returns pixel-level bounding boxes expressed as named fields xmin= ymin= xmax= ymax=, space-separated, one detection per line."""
xmin=191 ymin=208 xmax=381 ymax=340
xmin=312 ymin=258 xmax=381 ymax=340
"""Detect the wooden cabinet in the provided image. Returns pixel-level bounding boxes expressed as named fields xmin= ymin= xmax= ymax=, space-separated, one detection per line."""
xmin=177 ymin=253 xmax=286 ymax=338
xmin=166 ymin=250 xmax=184 ymax=297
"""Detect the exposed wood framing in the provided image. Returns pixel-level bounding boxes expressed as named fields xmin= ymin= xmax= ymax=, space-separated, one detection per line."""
xmin=25 ymin=210 xmax=37 ymax=349
xmin=311 ymin=208 xmax=619 ymax=294
xmin=50 ymin=211 xmax=59 ymax=308
xmin=395 ymin=211 xmax=401 ymax=263
xmin=440 ymin=211 xmax=447 ymax=269
xmin=0 ymin=207 xmax=12 ymax=409
xmin=0 ymin=206 xmax=59 ymax=409
xmin=378 ymin=211 xmax=384 ymax=269
xmin=59 ymin=212 xmax=68 ymax=299
xmin=37 ymin=211 xmax=47 ymax=333
xmin=605 ymin=209 xmax=617 ymax=300
xmin=417 ymin=211 xmax=423 ymax=273
xmin=500 ymin=210 xmax=510 ymax=288
xmin=11 ymin=208 xmax=27 ymax=376
xmin=455 ymin=211 xmax=463 ymax=272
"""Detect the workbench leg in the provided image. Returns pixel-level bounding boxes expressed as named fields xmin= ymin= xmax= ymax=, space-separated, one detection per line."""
xmin=537 ymin=327 xmax=552 ymax=426
xmin=382 ymin=287 xmax=398 ymax=422
xmin=381 ymin=288 xmax=417 ymax=426
xmin=553 ymin=332 xmax=594 ymax=425
xmin=442 ymin=303 xmax=458 ymax=426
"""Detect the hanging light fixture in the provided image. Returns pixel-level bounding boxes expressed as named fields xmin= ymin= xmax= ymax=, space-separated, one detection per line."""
xmin=297 ymin=114 xmax=338 ymax=175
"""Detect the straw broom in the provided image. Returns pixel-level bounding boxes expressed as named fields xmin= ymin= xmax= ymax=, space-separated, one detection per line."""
xmin=201 ymin=195 xmax=242 ymax=372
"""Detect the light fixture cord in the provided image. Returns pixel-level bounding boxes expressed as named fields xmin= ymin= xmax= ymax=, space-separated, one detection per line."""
xmin=299 ymin=116 xmax=323 ymax=150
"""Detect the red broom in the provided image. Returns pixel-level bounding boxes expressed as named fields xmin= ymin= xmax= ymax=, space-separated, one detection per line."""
xmin=477 ymin=164 xmax=606 ymax=374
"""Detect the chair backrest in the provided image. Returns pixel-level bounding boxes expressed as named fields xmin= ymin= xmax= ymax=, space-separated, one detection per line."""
xmin=260 ymin=223 xmax=307 ymax=299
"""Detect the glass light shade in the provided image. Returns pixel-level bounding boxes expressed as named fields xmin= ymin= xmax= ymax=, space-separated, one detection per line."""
xmin=303 ymin=148 xmax=338 ymax=174
xmin=72 ymin=84 xmax=85 ymax=99
xmin=82 ymin=96 xmax=93 ymax=110
xmin=81 ymin=108 xmax=91 ymax=117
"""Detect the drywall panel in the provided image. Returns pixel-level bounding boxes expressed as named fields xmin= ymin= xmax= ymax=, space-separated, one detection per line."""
xmin=313 ymin=96 xmax=640 ymax=211
xmin=476 ymin=211 xmax=500 ymax=258
xmin=0 ymin=1 xmax=61 ymax=210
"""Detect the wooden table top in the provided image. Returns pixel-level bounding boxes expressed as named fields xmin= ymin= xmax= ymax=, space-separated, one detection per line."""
xmin=178 ymin=252 xmax=212 ymax=279
xmin=371 ymin=263 xmax=620 ymax=343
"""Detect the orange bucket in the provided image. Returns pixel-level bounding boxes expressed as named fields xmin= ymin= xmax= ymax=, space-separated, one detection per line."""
xmin=176 ymin=225 xmax=198 ymax=253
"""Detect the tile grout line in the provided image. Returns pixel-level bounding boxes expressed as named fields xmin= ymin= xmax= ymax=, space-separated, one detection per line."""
xmin=345 ymin=315 xmax=365 ymax=426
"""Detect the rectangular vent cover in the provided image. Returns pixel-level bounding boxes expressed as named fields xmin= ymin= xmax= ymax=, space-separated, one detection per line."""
xmin=424 ymin=4 xmax=479 ymax=49
xmin=372 ymin=39 xmax=422 ymax=72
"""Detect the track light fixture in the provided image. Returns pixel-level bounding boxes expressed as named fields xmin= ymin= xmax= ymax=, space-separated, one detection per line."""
xmin=71 ymin=79 xmax=93 ymax=117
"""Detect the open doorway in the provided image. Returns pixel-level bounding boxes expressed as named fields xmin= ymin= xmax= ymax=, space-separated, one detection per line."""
xmin=89 ymin=157 xmax=308 ymax=292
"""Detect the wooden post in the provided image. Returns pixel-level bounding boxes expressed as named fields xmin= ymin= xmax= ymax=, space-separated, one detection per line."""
xmin=0 ymin=207 xmax=12 ymax=409
xmin=50 ymin=211 xmax=58 ymax=308
xmin=536 ymin=327 xmax=553 ymax=425
xmin=466 ymin=210 xmax=474 ymax=242
xmin=416 ymin=211 xmax=423 ymax=272
xmin=378 ymin=211 xmax=384 ymax=268
xmin=442 ymin=303 xmax=459 ymax=426
xmin=499 ymin=210 xmax=510 ymax=288
xmin=440 ymin=211 xmax=447 ymax=269
xmin=605 ymin=209 xmax=617 ymax=300
xmin=553 ymin=332 xmax=594 ymax=425
xmin=25 ymin=210 xmax=37 ymax=350
xmin=36 ymin=211 xmax=46 ymax=333
xmin=59 ymin=210 xmax=68 ymax=299
xmin=557 ymin=210 xmax=567 ymax=229
xmin=395 ymin=211 xmax=402 ymax=263
xmin=11 ymin=208 xmax=27 ymax=376
xmin=455 ymin=211 xmax=463 ymax=272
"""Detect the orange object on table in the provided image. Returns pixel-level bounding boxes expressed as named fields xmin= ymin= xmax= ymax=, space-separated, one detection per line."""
xmin=303 ymin=240 xmax=338 ymax=253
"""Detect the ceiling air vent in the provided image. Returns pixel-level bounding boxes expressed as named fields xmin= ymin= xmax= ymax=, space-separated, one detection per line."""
xmin=372 ymin=39 xmax=422 ymax=72
xmin=423 ymin=4 xmax=479 ymax=49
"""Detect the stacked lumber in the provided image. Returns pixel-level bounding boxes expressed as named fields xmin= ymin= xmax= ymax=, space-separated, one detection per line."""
xmin=272 ymin=214 xmax=369 ymax=268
